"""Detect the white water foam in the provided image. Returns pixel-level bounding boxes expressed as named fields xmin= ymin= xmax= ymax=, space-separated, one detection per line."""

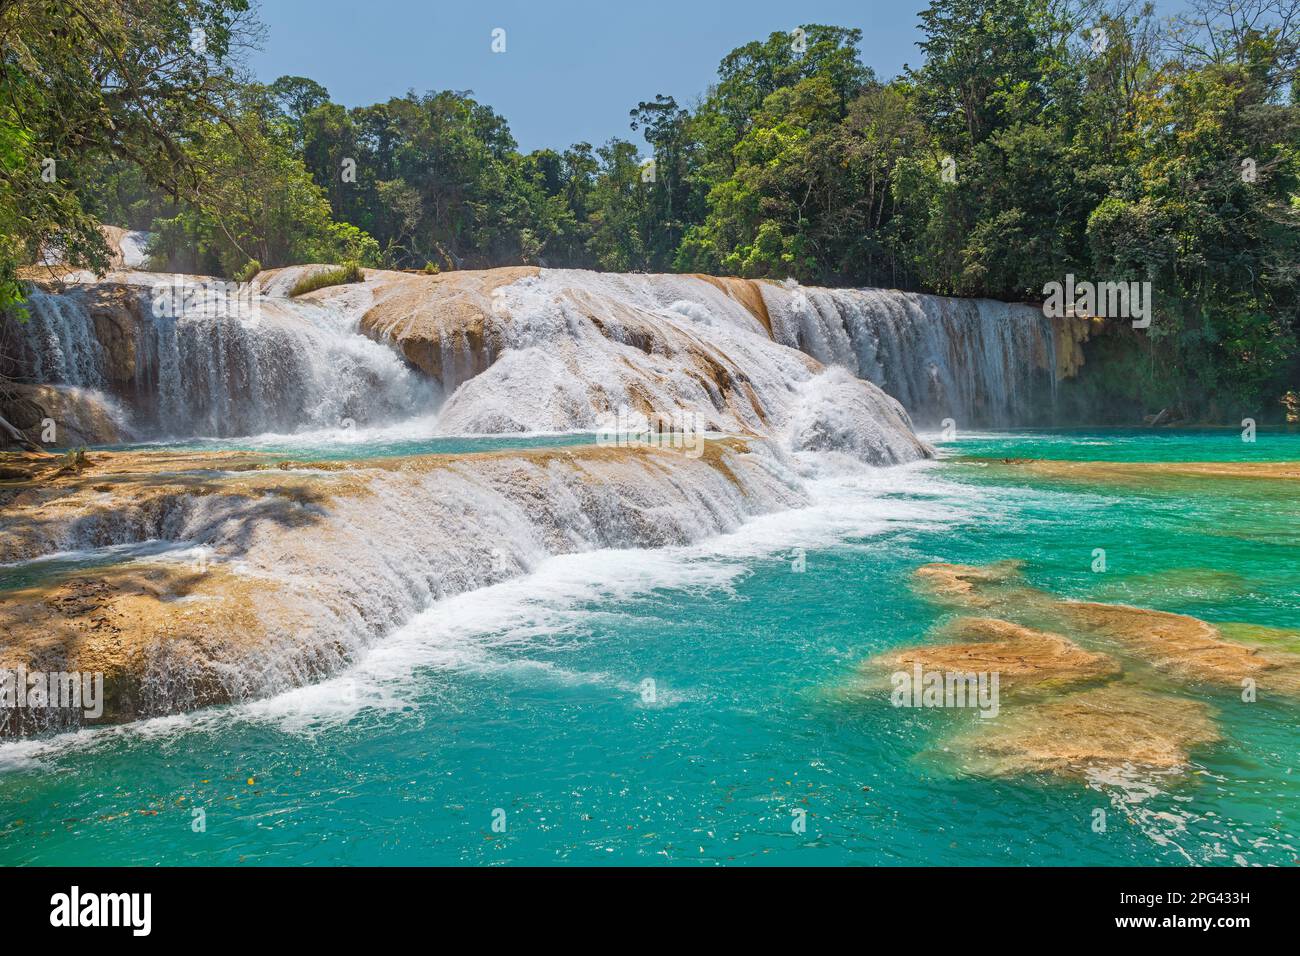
xmin=760 ymin=280 xmax=1058 ymax=427
xmin=0 ymin=457 xmax=987 ymax=765
xmin=426 ymin=269 xmax=931 ymax=466
xmin=10 ymin=280 xmax=437 ymax=440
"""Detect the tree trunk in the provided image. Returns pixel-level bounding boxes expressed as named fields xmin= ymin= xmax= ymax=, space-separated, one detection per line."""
xmin=0 ymin=411 xmax=43 ymax=452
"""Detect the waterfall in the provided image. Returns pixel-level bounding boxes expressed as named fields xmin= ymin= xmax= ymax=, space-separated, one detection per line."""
xmin=8 ymin=280 xmax=436 ymax=440
xmin=760 ymin=282 xmax=1058 ymax=427
xmin=414 ymin=269 xmax=931 ymax=464
xmin=7 ymin=267 xmax=1061 ymax=447
xmin=364 ymin=269 xmax=1058 ymax=434
xmin=137 ymin=297 xmax=435 ymax=437
xmin=5 ymin=289 xmax=108 ymax=389
xmin=0 ymin=265 xmax=1069 ymax=732
xmin=0 ymin=439 xmax=810 ymax=722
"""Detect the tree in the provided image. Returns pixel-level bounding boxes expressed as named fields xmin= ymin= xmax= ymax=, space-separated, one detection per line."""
xmin=629 ymin=94 xmax=704 ymax=269
xmin=148 ymin=88 xmax=379 ymax=277
xmin=586 ymin=140 xmax=652 ymax=271
xmin=0 ymin=0 xmax=257 ymax=302
xmin=909 ymin=0 xmax=1063 ymax=148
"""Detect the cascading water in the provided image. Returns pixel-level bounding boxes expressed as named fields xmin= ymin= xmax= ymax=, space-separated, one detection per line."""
xmin=8 ymin=279 xmax=437 ymax=440
xmin=7 ymin=268 xmax=1063 ymax=445
xmin=0 ymin=264 xmax=1050 ymax=727
xmin=358 ymin=268 xmax=1061 ymax=433
xmin=4 ymin=289 xmax=108 ymax=389
xmin=403 ymin=269 xmax=932 ymax=464
xmin=760 ymin=282 xmax=1058 ymax=427
xmin=138 ymin=296 xmax=435 ymax=438
xmin=6 ymin=263 xmax=1294 ymax=872
xmin=0 ymin=437 xmax=811 ymax=723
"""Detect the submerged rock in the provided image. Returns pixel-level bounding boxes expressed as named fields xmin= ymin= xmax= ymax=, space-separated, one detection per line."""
xmin=870 ymin=617 xmax=1121 ymax=692
xmin=1054 ymin=601 xmax=1300 ymax=697
xmin=912 ymin=561 xmax=1026 ymax=608
xmin=1218 ymin=621 xmax=1300 ymax=656
xmin=1088 ymin=567 xmax=1252 ymax=607
xmin=948 ymin=685 xmax=1220 ymax=779
xmin=912 ymin=561 xmax=1300 ymax=696
xmin=978 ymin=458 xmax=1300 ymax=484
xmin=888 ymin=560 xmax=1295 ymax=784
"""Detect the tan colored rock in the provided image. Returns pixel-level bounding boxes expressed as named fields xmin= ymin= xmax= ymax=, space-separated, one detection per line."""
xmin=0 ymin=383 xmax=126 ymax=446
xmin=1054 ymin=601 xmax=1300 ymax=696
xmin=885 ymin=565 xmax=1248 ymax=782
xmin=0 ymin=437 xmax=802 ymax=729
xmin=84 ymin=285 xmax=147 ymax=387
xmin=4 ymin=280 xmax=147 ymax=388
xmin=912 ymin=560 xmax=1026 ymax=608
xmin=358 ymin=267 xmax=538 ymax=386
xmin=872 ymin=617 xmax=1120 ymax=691
xmin=98 ymin=225 xmax=131 ymax=268
xmin=1047 ymin=313 xmax=1100 ymax=379
xmin=949 ymin=685 xmax=1220 ymax=779
xmin=0 ymin=563 xmax=282 ymax=727
xmin=350 ymin=266 xmax=800 ymax=436
xmin=979 ymin=458 xmax=1300 ymax=484
xmin=911 ymin=561 xmax=1300 ymax=696
xmin=690 ymin=275 xmax=775 ymax=336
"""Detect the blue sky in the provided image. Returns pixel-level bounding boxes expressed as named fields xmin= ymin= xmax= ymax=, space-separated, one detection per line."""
xmin=247 ymin=0 xmax=926 ymax=152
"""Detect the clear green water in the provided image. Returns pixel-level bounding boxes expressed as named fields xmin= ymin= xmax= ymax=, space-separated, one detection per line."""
xmin=0 ymin=541 xmax=194 ymax=593
xmin=1 ymin=430 xmax=1296 ymax=866
xmin=934 ymin=425 xmax=1300 ymax=462
xmin=97 ymin=430 xmax=599 ymax=462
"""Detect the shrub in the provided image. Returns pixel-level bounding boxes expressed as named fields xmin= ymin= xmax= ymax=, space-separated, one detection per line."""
xmin=288 ymin=262 xmax=364 ymax=297
xmin=235 ymin=259 xmax=261 ymax=283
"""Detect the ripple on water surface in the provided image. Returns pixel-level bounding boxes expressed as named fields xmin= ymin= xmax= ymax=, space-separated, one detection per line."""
xmin=0 ymin=431 xmax=1296 ymax=865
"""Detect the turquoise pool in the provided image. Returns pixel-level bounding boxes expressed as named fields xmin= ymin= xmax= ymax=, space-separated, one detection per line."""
xmin=1 ymin=430 xmax=1296 ymax=865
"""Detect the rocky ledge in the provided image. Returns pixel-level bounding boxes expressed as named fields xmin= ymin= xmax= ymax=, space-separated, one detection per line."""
xmin=0 ymin=438 xmax=806 ymax=733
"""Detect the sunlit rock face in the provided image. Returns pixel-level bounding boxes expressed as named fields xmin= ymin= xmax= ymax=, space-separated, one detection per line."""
xmin=353 ymin=267 xmax=931 ymax=464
